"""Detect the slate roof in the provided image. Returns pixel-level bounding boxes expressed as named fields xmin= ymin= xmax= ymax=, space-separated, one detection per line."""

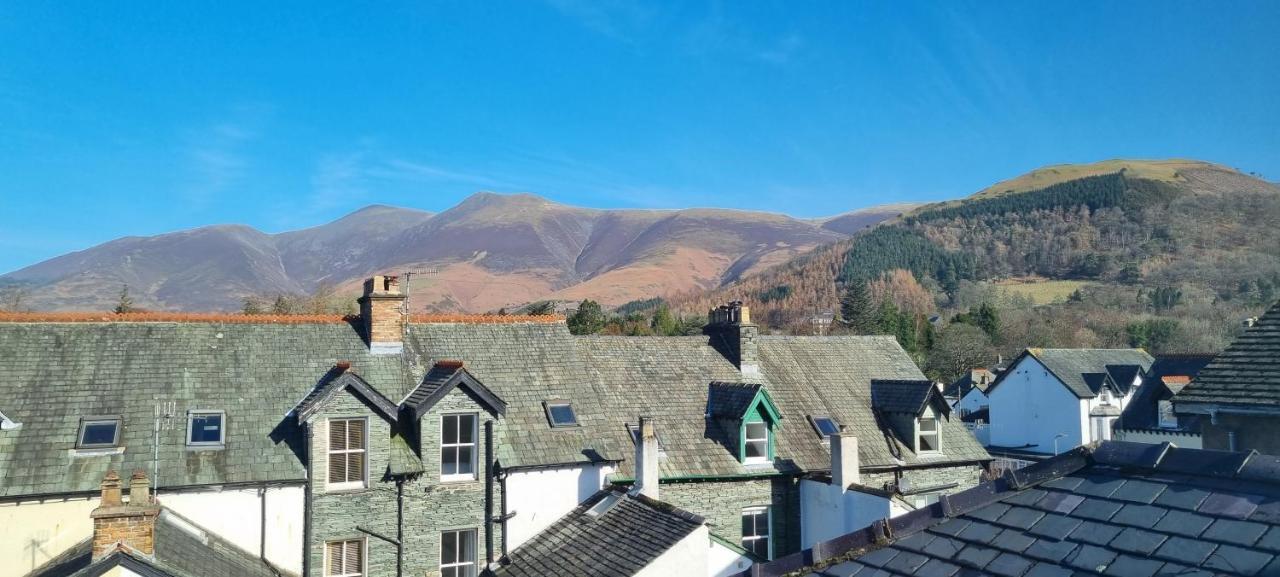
xmin=871 ymin=380 xmax=948 ymax=417
xmin=0 ymin=318 xmax=989 ymax=498
xmin=942 ymin=369 xmax=995 ymax=399
xmin=1176 ymin=302 xmax=1280 ymax=411
xmin=707 ymin=382 xmax=768 ymax=419
xmin=401 ymin=361 xmax=507 ymax=420
xmin=492 ymin=487 xmax=705 ymax=577
xmin=295 ymin=368 xmax=399 ymax=423
xmin=744 ymin=441 xmax=1280 ymax=577
xmin=25 ymin=509 xmax=284 ymax=577
xmin=1118 ymin=354 xmax=1215 ymax=431
xmin=989 ymin=349 xmax=1154 ymax=399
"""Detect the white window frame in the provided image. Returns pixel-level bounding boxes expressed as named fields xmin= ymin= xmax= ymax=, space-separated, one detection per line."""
xmin=186 ymin=410 xmax=226 ymax=446
xmin=743 ymin=421 xmax=770 ymax=465
xmin=1158 ymin=400 xmax=1178 ymax=429
xmin=741 ymin=506 xmax=772 ymax=559
xmin=916 ymin=408 xmax=941 ymax=454
xmin=440 ymin=528 xmax=477 ymax=577
xmin=327 ymin=417 xmax=368 ymax=491
xmin=77 ymin=416 xmax=122 ymax=449
xmin=543 ymin=400 xmax=579 ymax=428
xmin=809 ymin=415 xmax=839 ymax=440
xmin=440 ymin=413 xmax=479 ymax=483
xmin=324 ymin=538 xmax=366 ymax=577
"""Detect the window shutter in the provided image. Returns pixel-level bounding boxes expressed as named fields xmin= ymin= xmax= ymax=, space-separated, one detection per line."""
xmin=327 ymin=541 xmax=343 ymax=575
xmin=344 ymin=540 xmax=362 ymax=574
xmin=348 ymin=419 xmax=365 ymax=450
xmin=330 ymin=419 xmax=348 ymax=451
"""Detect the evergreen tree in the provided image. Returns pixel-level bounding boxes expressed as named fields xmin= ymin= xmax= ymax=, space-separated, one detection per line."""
xmin=839 ymin=279 xmax=876 ymax=333
xmin=651 ymin=304 xmax=679 ymax=336
xmin=566 ymin=300 xmax=606 ymax=335
xmin=241 ymin=296 xmax=264 ymax=315
xmin=113 ymin=285 xmax=134 ymax=314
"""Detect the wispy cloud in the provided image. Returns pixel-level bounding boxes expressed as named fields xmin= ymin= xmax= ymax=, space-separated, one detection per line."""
xmin=178 ymin=107 xmax=268 ymax=209
xmin=544 ymin=0 xmax=655 ymax=45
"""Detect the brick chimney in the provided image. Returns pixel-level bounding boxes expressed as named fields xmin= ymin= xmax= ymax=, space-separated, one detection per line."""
xmin=631 ymin=416 xmax=660 ymax=500
xmin=359 ymin=275 xmax=407 ymax=355
xmin=831 ymin=433 xmax=859 ymax=491
xmin=704 ymin=302 xmax=759 ymax=376
xmin=91 ymin=470 xmax=160 ymax=558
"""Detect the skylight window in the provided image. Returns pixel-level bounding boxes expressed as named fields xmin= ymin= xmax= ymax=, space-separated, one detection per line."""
xmin=810 ymin=416 xmax=840 ymax=439
xmin=77 ymin=417 xmax=121 ymax=449
xmin=543 ymin=401 xmax=578 ymax=428
xmin=586 ymin=493 xmax=622 ymax=517
xmin=187 ymin=410 xmax=225 ymax=446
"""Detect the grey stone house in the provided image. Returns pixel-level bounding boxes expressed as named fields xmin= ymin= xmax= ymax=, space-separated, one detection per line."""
xmin=1176 ymin=301 xmax=1280 ymax=453
xmin=3 ymin=277 xmax=989 ymax=577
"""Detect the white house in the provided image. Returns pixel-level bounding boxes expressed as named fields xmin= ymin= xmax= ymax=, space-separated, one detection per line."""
xmin=944 ymin=368 xmax=996 ymax=420
xmin=986 ymin=348 xmax=1153 ymax=456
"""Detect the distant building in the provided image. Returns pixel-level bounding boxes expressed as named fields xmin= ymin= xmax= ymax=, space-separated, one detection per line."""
xmin=985 ymin=348 xmax=1153 ymax=456
xmin=1176 ymin=301 xmax=1280 ymax=453
xmin=943 ymin=368 xmax=996 ymax=420
xmin=1113 ymin=353 xmax=1215 ymax=448
xmin=741 ymin=441 xmax=1280 ymax=577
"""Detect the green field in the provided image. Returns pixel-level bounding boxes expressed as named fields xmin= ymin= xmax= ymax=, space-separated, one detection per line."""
xmin=995 ymin=279 xmax=1091 ymax=305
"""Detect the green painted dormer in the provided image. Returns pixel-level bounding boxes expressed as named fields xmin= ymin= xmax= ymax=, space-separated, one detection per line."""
xmin=708 ymin=382 xmax=783 ymax=465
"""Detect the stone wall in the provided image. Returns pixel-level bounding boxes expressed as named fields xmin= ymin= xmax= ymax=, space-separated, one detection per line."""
xmin=308 ymin=387 xmax=501 ymax=577
xmin=660 ymin=476 xmax=801 ymax=559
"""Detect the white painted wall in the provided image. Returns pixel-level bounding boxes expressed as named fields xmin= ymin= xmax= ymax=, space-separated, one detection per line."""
xmin=504 ymin=463 xmax=616 ymax=549
xmin=636 ymin=525 xmax=709 ymax=577
xmin=988 ymin=357 xmax=1086 ymax=455
xmin=957 ymin=388 xmax=989 ymax=419
xmin=159 ymin=485 xmax=304 ymax=573
xmin=1 ymin=496 xmax=97 ymax=577
xmin=0 ymin=484 xmax=304 ymax=577
xmin=708 ymin=539 xmax=753 ymax=577
xmin=798 ymin=479 xmax=893 ymax=550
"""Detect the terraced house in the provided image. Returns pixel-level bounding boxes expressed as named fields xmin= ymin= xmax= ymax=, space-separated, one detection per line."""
xmin=1 ymin=277 xmax=990 ymax=577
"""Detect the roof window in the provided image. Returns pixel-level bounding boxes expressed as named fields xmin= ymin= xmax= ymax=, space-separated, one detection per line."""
xmin=77 ymin=416 xmax=121 ymax=449
xmin=543 ymin=401 xmax=578 ymax=428
xmin=810 ymin=416 xmax=840 ymax=439
xmin=187 ymin=410 xmax=225 ymax=446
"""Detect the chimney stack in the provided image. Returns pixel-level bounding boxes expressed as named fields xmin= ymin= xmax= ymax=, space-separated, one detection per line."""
xmin=632 ymin=416 xmax=660 ymax=500
xmin=704 ymin=302 xmax=759 ymax=376
xmin=91 ymin=470 xmax=160 ymax=558
xmin=359 ymin=275 xmax=407 ymax=355
xmin=831 ymin=433 xmax=859 ymax=491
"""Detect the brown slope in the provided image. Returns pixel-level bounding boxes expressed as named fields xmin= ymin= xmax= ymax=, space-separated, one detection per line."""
xmin=2 ymin=193 xmax=865 ymax=312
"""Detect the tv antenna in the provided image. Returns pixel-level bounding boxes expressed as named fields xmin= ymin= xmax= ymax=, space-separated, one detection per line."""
xmin=152 ymin=401 xmax=176 ymax=492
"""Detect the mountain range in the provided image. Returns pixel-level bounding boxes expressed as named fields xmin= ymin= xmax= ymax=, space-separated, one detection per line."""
xmin=0 ymin=193 xmax=909 ymax=312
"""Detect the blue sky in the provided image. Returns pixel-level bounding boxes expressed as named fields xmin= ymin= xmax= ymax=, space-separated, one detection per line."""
xmin=1 ymin=1 xmax=1278 ymax=274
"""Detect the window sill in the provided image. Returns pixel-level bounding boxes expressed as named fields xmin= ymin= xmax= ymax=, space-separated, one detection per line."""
xmin=440 ymin=475 xmax=479 ymax=484
xmin=70 ymin=446 xmax=125 ymax=457
xmin=324 ymin=483 xmax=368 ymax=494
xmin=185 ymin=444 xmax=225 ymax=452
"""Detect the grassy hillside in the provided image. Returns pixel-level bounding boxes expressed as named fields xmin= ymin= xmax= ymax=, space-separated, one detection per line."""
xmin=665 ymin=160 xmax=1280 ymax=379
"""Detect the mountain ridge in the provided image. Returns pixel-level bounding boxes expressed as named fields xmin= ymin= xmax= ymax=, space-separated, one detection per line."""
xmin=3 ymin=192 xmax=869 ymax=312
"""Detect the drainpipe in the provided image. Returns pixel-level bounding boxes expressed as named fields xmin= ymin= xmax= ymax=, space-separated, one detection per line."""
xmin=485 ymin=419 xmax=495 ymax=566
xmin=396 ymin=478 xmax=405 ymax=577
xmin=1228 ymin=430 xmax=1239 ymax=452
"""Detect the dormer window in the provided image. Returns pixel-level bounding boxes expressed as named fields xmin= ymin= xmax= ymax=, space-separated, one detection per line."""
xmin=743 ymin=421 xmax=770 ymax=464
xmin=543 ymin=401 xmax=578 ymax=428
xmin=810 ymin=416 xmax=839 ymax=440
xmin=77 ymin=416 xmax=121 ymax=449
xmin=1100 ymin=388 xmax=1112 ymax=404
xmin=917 ymin=408 xmax=941 ymax=453
xmin=1158 ymin=400 xmax=1177 ymax=429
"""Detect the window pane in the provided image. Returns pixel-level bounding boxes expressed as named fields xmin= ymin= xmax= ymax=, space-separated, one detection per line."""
xmin=458 ymin=415 xmax=475 ymax=443
xmin=919 ymin=418 xmax=937 ymax=432
xmin=347 ymin=452 xmax=365 ymax=483
xmin=327 ymin=542 xmax=343 ymax=575
xmin=750 ymin=539 xmax=768 ymax=557
xmin=745 ymin=439 xmax=766 ymax=458
xmin=745 ymin=422 xmax=766 ymax=440
xmin=81 ymin=422 xmax=117 ymax=446
xmin=443 ymin=415 xmax=459 ymax=444
xmin=328 ymin=452 xmax=348 ymax=483
xmin=348 ymin=420 xmax=365 ymax=449
xmin=344 ymin=540 xmax=362 ymax=574
xmin=742 ymin=514 xmax=753 ymax=536
xmin=549 ymin=404 xmax=577 ymax=426
xmin=442 ymin=569 xmax=458 ymax=577
xmin=442 ymin=531 xmax=458 ymax=564
xmin=329 ymin=420 xmax=347 ymax=451
xmin=815 ymin=418 xmax=838 ymax=437
xmin=460 ymin=530 xmax=475 ymax=566
xmin=920 ymin=433 xmax=938 ymax=452
xmin=457 ymin=447 xmax=474 ymax=475
xmin=442 ymin=447 xmax=458 ymax=475
xmin=190 ymin=414 xmax=222 ymax=443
